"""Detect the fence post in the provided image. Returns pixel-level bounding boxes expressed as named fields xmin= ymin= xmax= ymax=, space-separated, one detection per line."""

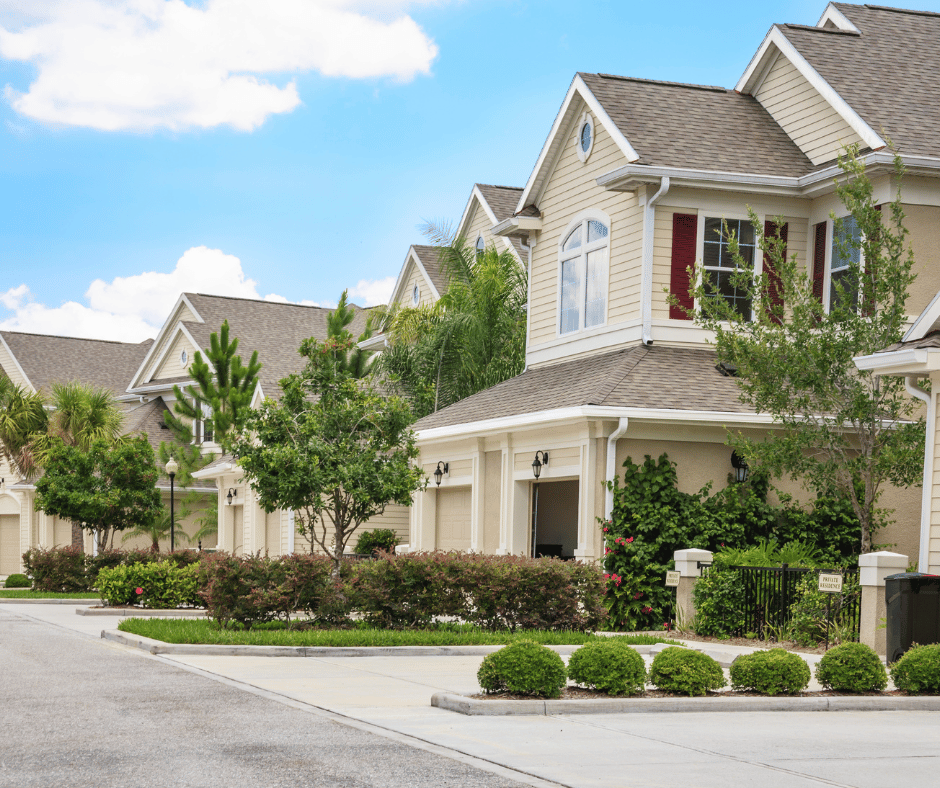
xmin=673 ymin=548 xmax=713 ymax=629
xmin=859 ymin=551 xmax=908 ymax=656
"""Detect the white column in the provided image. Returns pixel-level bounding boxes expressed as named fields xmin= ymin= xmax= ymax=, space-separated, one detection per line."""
xmin=674 ymin=548 xmax=713 ymax=629
xmin=575 ymin=428 xmax=597 ymax=560
xmin=470 ymin=439 xmax=485 ymax=552
xmin=497 ymin=438 xmax=513 ymax=555
xmin=859 ymin=550 xmax=908 ymax=656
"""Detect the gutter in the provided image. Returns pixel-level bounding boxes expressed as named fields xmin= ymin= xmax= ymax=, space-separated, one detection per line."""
xmin=905 ymin=377 xmax=933 ymax=573
xmin=604 ymin=418 xmax=629 ymax=521
xmin=641 ymin=177 xmax=670 ymax=345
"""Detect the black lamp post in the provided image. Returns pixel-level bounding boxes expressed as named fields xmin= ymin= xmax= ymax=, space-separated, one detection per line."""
xmin=166 ymin=458 xmax=179 ymax=552
xmin=731 ymin=451 xmax=749 ymax=483
xmin=531 ymin=450 xmax=549 ymax=479
xmin=433 ymin=461 xmax=449 ymax=486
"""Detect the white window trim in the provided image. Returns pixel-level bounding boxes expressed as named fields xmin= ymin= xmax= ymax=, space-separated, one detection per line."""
xmin=575 ymin=111 xmax=595 ymax=163
xmin=693 ymin=211 xmax=765 ymax=322
xmin=412 ymin=283 xmax=420 ymax=306
xmin=556 ymin=208 xmax=611 ymax=337
xmin=475 ymin=235 xmax=485 ymax=258
xmin=823 ymin=214 xmax=865 ymax=313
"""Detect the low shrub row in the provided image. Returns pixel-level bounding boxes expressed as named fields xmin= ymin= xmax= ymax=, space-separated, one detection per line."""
xmin=97 ymin=561 xmax=202 ymax=609
xmin=4 ymin=573 xmax=30 ymax=588
xmin=22 ymin=546 xmax=201 ymax=592
xmin=200 ymin=551 xmax=606 ymax=631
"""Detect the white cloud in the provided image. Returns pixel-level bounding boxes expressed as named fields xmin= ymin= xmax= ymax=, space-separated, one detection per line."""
xmin=0 ymin=245 xmax=338 ymax=342
xmin=348 ymin=276 xmax=395 ymax=305
xmin=0 ymin=0 xmax=440 ymax=132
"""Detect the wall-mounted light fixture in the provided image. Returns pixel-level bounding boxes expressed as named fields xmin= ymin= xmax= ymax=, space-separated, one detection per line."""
xmin=731 ymin=451 xmax=749 ymax=484
xmin=531 ymin=450 xmax=549 ymax=480
xmin=226 ymin=488 xmax=237 ymax=505
xmin=433 ymin=461 xmax=449 ymax=487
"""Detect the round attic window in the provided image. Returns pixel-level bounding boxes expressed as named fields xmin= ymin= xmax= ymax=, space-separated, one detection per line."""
xmin=576 ymin=112 xmax=595 ymax=162
xmin=180 ymin=350 xmax=188 ymax=366
xmin=580 ymin=122 xmax=592 ymax=153
xmin=412 ymin=284 xmax=420 ymax=306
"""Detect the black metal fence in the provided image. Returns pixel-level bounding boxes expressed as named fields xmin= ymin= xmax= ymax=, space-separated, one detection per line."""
xmin=701 ymin=563 xmax=860 ymax=641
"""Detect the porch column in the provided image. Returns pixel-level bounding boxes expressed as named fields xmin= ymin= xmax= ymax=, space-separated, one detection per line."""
xmin=674 ymin=548 xmax=713 ymax=629
xmin=859 ymin=550 xmax=908 ymax=656
xmin=574 ymin=426 xmax=598 ymax=561
xmin=470 ymin=439 xmax=485 ymax=552
xmin=497 ymin=437 xmax=513 ymax=554
xmin=413 ymin=487 xmax=436 ymax=551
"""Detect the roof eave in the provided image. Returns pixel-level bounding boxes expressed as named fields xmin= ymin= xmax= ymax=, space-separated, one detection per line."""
xmin=853 ymin=348 xmax=940 ymax=376
xmin=491 ymin=216 xmax=543 ymax=238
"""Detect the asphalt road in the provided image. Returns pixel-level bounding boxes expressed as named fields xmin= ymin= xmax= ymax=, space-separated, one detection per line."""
xmin=0 ymin=609 xmax=524 ymax=788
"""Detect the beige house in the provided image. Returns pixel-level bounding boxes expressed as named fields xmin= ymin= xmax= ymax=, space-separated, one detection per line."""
xmin=408 ymin=2 xmax=938 ymax=563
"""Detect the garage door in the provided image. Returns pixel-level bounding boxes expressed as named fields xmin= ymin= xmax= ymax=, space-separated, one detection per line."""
xmin=0 ymin=514 xmax=19 ymax=576
xmin=436 ymin=488 xmax=471 ymax=551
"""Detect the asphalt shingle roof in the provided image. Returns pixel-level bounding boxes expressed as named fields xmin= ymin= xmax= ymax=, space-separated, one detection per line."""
xmin=578 ymin=73 xmax=814 ymax=177
xmin=782 ymin=4 xmax=940 ymax=161
xmin=1 ymin=331 xmax=153 ymax=396
xmin=411 ymin=246 xmax=448 ymax=295
xmin=476 ymin=184 xmax=524 ymax=222
xmin=413 ymin=345 xmax=756 ymax=431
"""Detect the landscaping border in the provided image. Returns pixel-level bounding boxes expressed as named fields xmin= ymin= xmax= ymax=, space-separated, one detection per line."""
xmin=77 ymin=607 xmax=207 ymax=617
xmin=0 ymin=598 xmax=100 ymax=605
xmin=430 ymin=691 xmax=940 ymax=715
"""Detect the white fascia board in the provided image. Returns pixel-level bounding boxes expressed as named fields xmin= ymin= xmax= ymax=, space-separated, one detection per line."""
xmin=410 ymin=249 xmax=442 ymax=301
xmin=853 ymin=348 xmax=940 ymax=375
xmin=416 ymin=405 xmax=775 ymax=443
xmin=127 ymin=293 xmax=204 ymax=392
xmin=0 ymin=333 xmax=35 ymax=393
xmin=121 ymin=380 xmax=193 ymax=397
xmin=456 ymin=186 xmax=499 ymax=240
xmin=192 ymin=462 xmax=235 ymax=480
xmin=135 ymin=322 xmax=203 ymax=389
xmin=598 ymin=164 xmax=800 ymax=195
xmin=250 ymin=380 xmax=265 ymax=409
xmin=516 ymin=74 xmax=640 ymax=214
xmin=357 ymin=333 xmax=387 ymax=351
xmin=817 ymin=3 xmax=860 ymax=33
xmin=491 ymin=216 xmax=543 ymax=237
xmin=388 ymin=247 xmax=441 ymax=307
xmin=736 ymin=26 xmax=884 ymax=152
xmin=903 ymin=289 xmax=940 ymax=343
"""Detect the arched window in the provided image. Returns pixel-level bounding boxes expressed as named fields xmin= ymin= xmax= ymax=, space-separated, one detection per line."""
xmin=475 ymin=235 xmax=485 ymax=260
xmin=412 ymin=283 xmax=420 ymax=306
xmin=559 ymin=215 xmax=609 ymax=334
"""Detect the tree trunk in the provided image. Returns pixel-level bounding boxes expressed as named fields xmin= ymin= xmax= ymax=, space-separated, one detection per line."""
xmin=71 ymin=521 xmax=84 ymax=552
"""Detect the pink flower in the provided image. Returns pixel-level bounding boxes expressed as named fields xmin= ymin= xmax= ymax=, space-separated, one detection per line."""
xmin=603 ymin=527 xmax=609 ymax=533
xmin=642 ymin=606 xmax=652 ymax=613
xmin=625 ymin=537 xmax=634 ymax=543
xmin=633 ymin=592 xmax=643 ymax=599
xmin=135 ymin=587 xmax=143 ymax=595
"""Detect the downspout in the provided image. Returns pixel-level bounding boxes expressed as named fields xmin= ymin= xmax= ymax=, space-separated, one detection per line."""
xmin=905 ymin=376 xmax=932 ymax=572
xmin=641 ymin=177 xmax=671 ymax=346
xmin=604 ymin=417 xmax=629 ymax=521
xmin=521 ymin=233 xmax=535 ymax=372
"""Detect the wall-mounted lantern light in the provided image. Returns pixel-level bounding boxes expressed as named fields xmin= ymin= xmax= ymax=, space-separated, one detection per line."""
xmin=226 ymin=488 xmax=236 ymax=505
xmin=531 ymin=450 xmax=549 ymax=480
xmin=731 ymin=451 xmax=749 ymax=484
xmin=433 ymin=461 xmax=449 ymax=486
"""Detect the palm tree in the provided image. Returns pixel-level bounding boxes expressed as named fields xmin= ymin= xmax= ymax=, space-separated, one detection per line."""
xmin=0 ymin=377 xmax=48 ymax=478
xmin=121 ymin=505 xmax=191 ymax=552
xmin=376 ymin=230 xmax=528 ymax=418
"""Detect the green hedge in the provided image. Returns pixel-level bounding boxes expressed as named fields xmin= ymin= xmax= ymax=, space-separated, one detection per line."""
xmin=4 ymin=573 xmax=30 ymax=588
xmin=648 ymin=647 xmax=726 ymax=696
xmin=729 ymin=649 xmax=810 ymax=695
xmin=97 ymin=561 xmax=201 ymax=608
xmin=890 ymin=644 xmax=940 ymax=694
xmin=567 ymin=637 xmax=647 ymax=696
xmin=815 ymin=642 xmax=887 ymax=692
xmin=477 ymin=640 xmax=567 ymax=698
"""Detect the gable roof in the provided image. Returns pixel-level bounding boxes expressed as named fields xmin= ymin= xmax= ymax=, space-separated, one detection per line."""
xmin=414 ymin=344 xmax=758 ymax=433
xmin=411 ymin=245 xmax=447 ymax=295
xmin=0 ymin=331 xmax=153 ymax=396
xmin=141 ymin=293 xmax=372 ymax=395
xmin=777 ymin=4 xmax=940 ymax=160
xmin=475 ymin=184 xmax=524 ymax=223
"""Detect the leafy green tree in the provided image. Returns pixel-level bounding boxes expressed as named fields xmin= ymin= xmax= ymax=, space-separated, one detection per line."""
xmin=121 ymin=504 xmax=191 ymax=552
xmin=35 ymin=435 xmax=162 ymax=553
xmin=376 ymin=234 xmax=527 ymax=418
xmin=685 ymin=146 xmax=924 ymax=552
xmin=229 ymin=336 xmax=425 ymax=578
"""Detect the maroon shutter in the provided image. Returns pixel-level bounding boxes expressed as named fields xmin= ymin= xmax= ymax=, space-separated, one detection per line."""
xmin=669 ymin=213 xmax=697 ymax=320
xmin=812 ymin=221 xmax=827 ymax=305
xmin=763 ymin=219 xmax=788 ymax=323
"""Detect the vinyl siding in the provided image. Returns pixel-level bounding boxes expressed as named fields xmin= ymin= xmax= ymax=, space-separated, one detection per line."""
xmin=396 ymin=257 xmax=435 ymax=308
xmin=755 ymin=54 xmax=861 ymax=166
xmin=514 ymin=445 xmax=580 ymax=473
xmin=527 ymin=104 xmax=640 ymax=352
xmin=358 ymin=504 xmax=411 ymax=544
xmin=464 ymin=202 xmax=496 ymax=251
xmin=652 ymin=206 xmax=698 ymax=320
xmin=931 ymin=399 xmax=940 ymax=572
xmin=152 ymin=331 xmax=198 ymax=380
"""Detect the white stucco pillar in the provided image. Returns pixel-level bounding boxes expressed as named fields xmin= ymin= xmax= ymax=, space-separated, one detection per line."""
xmin=674 ymin=548 xmax=713 ymax=629
xmin=859 ymin=550 xmax=908 ymax=656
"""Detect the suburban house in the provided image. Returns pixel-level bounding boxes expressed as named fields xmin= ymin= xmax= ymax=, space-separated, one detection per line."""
xmin=406 ymin=2 xmax=938 ymax=564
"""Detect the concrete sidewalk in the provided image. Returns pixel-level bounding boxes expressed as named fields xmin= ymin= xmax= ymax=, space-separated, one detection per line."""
xmin=5 ymin=602 xmax=937 ymax=788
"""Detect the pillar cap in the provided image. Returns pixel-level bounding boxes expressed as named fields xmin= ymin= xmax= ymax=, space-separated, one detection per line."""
xmin=858 ymin=551 xmax=908 ymax=568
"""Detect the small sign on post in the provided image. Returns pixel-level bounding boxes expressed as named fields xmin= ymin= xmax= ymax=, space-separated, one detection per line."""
xmin=817 ymin=572 xmax=844 ymax=650
xmin=665 ymin=571 xmax=681 ymax=587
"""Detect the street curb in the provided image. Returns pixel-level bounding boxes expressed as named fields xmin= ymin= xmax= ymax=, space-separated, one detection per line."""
xmin=0 ymin=598 xmax=100 ymax=605
xmin=101 ymin=630 xmax=651 ymax=658
xmin=78 ymin=607 xmax=208 ymax=617
xmin=430 ymin=691 xmax=940 ymax=715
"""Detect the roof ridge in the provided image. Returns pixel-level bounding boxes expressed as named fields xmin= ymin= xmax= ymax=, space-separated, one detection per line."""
xmin=476 ymin=183 xmax=523 ymax=192
xmin=187 ymin=292 xmax=354 ymax=312
xmin=783 ymin=22 xmax=860 ymax=35
xmin=592 ymin=73 xmax=727 ymax=94
xmin=863 ymin=4 xmax=940 ymax=18
xmin=0 ymin=329 xmax=145 ymax=346
xmin=586 ymin=345 xmax=649 ymax=405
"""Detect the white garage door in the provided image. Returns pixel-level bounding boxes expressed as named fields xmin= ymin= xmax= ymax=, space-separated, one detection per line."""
xmin=0 ymin=514 xmax=19 ymax=576
xmin=436 ymin=488 xmax=471 ymax=551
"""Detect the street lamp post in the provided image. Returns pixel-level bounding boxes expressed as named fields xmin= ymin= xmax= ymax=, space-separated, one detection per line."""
xmin=166 ymin=458 xmax=179 ymax=552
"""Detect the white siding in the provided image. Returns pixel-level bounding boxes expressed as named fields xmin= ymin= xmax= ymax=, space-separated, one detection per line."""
xmin=152 ymin=331 xmax=198 ymax=381
xmin=396 ymin=257 xmax=435 ymax=308
xmin=755 ymin=54 xmax=861 ymax=166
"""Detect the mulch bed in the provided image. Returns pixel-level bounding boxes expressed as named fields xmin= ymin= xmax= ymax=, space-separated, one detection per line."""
xmin=669 ymin=632 xmax=830 ymax=655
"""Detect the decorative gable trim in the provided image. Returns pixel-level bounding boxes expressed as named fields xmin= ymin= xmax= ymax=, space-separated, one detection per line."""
xmin=457 ymin=186 xmax=499 ymax=238
xmin=516 ymin=74 xmax=640 ymax=214
xmin=388 ymin=246 xmax=442 ymax=308
xmin=127 ymin=293 xmax=204 ymax=391
xmin=736 ymin=26 xmax=884 ymax=153
xmin=0 ymin=333 xmax=35 ymax=392
xmin=903 ymin=289 xmax=940 ymax=343
xmin=130 ymin=322 xmax=203 ymax=392
xmin=817 ymin=3 xmax=860 ymax=33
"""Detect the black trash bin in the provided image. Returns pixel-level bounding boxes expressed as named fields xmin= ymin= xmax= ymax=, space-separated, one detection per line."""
xmin=885 ymin=572 xmax=940 ymax=662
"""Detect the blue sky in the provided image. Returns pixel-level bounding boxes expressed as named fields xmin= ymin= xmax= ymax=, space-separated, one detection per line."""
xmin=1 ymin=0 xmax=938 ymax=341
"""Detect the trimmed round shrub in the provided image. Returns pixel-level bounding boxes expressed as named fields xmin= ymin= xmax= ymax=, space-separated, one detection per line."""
xmin=815 ymin=642 xmax=887 ymax=693
xmin=4 ymin=573 xmax=30 ymax=588
xmin=649 ymin=647 xmax=725 ymax=696
xmin=354 ymin=529 xmax=399 ymax=556
xmin=729 ymin=649 xmax=810 ymax=695
xmin=477 ymin=640 xmax=567 ymax=698
xmin=890 ymin=644 xmax=940 ymax=694
xmin=568 ymin=637 xmax=647 ymax=696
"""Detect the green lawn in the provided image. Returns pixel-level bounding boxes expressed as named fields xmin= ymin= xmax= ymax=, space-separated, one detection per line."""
xmin=0 ymin=590 xmax=100 ymax=599
xmin=118 ymin=618 xmax=676 ymax=648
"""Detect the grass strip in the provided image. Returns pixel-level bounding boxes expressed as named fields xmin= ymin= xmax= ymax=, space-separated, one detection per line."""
xmin=0 ymin=590 xmax=100 ymax=599
xmin=118 ymin=618 xmax=675 ymax=648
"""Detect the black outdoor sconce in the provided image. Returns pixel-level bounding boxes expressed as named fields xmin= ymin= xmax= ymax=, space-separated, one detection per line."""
xmin=226 ymin=488 xmax=236 ymax=505
xmin=731 ymin=450 xmax=749 ymax=483
xmin=433 ymin=461 xmax=449 ymax=486
xmin=531 ymin=450 xmax=549 ymax=480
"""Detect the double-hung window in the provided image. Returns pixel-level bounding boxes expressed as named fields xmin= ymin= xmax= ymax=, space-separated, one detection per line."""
xmin=193 ymin=400 xmax=213 ymax=445
xmin=559 ymin=217 xmax=609 ymax=334
xmin=829 ymin=215 xmax=862 ymax=312
xmin=701 ymin=217 xmax=757 ymax=320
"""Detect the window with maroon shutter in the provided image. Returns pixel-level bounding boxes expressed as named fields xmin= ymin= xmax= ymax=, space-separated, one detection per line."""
xmin=669 ymin=213 xmax=697 ymax=320
xmin=763 ymin=219 xmax=788 ymax=323
xmin=812 ymin=221 xmax=827 ymax=304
